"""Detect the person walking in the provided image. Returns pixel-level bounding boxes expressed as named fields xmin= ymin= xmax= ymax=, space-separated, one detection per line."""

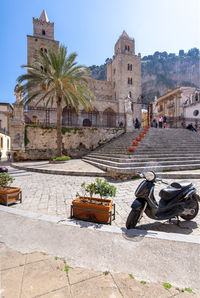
xmin=135 ymin=118 xmax=141 ymax=129
xmin=158 ymin=116 xmax=163 ymax=128
xmin=163 ymin=115 xmax=167 ymax=128
xmin=152 ymin=119 xmax=157 ymax=128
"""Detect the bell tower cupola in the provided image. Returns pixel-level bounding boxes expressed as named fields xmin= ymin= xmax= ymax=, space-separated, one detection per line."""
xmin=114 ymin=30 xmax=135 ymax=56
xmin=33 ymin=10 xmax=54 ymax=40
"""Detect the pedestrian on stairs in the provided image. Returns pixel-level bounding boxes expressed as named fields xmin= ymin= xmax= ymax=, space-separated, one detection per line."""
xmin=135 ymin=118 xmax=140 ymax=129
xmin=163 ymin=115 xmax=167 ymax=128
xmin=152 ymin=119 xmax=157 ymax=128
xmin=158 ymin=116 xmax=163 ymax=128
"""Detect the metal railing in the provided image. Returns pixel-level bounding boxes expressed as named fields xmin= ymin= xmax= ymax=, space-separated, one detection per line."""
xmin=24 ymin=107 xmax=126 ymax=128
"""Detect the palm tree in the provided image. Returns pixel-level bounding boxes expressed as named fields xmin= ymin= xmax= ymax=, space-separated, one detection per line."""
xmin=17 ymin=45 xmax=94 ymax=157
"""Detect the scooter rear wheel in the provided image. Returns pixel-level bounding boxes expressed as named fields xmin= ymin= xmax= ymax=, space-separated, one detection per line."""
xmin=126 ymin=209 xmax=141 ymax=229
xmin=180 ymin=195 xmax=199 ymax=221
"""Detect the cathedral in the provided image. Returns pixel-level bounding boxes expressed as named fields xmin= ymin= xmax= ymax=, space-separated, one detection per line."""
xmin=22 ymin=10 xmax=142 ymax=131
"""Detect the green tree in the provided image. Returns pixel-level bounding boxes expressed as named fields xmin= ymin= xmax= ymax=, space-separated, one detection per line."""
xmin=17 ymin=45 xmax=94 ymax=157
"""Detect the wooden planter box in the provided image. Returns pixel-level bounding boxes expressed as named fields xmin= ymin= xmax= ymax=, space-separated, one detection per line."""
xmin=71 ymin=196 xmax=115 ymax=225
xmin=0 ymin=186 xmax=22 ymax=206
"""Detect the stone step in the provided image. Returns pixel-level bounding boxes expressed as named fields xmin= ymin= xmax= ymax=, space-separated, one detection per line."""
xmin=83 ymin=159 xmax=200 ymax=174
xmin=86 ymin=154 xmax=200 ymax=162
xmin=89 ymin=152 xmax=200 ymax=158
xmin=83 ymin=156 xmax=200 ymax=168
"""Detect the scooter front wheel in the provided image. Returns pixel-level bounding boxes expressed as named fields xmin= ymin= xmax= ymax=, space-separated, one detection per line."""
xmin=180 ymin=194 xmax=199 ymax=221
xmin=126 ymin=209 xmax=141 ymax=229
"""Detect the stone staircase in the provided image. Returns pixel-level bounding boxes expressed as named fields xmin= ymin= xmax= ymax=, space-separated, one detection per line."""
xmin=82 ymin=128 xmax=200 ymax=176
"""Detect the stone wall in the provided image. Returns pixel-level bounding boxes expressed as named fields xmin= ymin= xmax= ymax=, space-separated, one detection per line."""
xmin=13 ymin=126 xmax=124 ymax=161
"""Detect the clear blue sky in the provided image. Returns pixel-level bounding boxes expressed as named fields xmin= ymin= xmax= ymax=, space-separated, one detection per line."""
xmin=1 ymin=0 xmax=200 ymax=103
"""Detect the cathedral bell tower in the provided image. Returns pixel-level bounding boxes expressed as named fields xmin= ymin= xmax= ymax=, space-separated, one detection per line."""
xmin=27 ymin=10 xmax=59 ymax=66
xmin=107 ymin=31 xmax=142 ymax=131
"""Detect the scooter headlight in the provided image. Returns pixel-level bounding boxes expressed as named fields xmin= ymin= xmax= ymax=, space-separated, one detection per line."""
xmin=144 ymin=171 xmax=156 ymax=181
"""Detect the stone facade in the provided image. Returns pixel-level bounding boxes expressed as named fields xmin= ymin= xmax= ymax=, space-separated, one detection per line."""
xmin=0 ymin=103 xmax=12 ymax=133
xmin=24 ymin=11 xmax=142 ymax=132
xmin=156 ymin=86 xmax=199 ymax=127
xmin=10 ymin=10 xmax=142 ymax=160
xmin=0 ymin=103 xmax=12 ymax=158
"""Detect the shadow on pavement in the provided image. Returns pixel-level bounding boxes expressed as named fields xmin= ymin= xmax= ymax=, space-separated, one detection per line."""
xmin=135 ymin=219 xmax=198 ymax=235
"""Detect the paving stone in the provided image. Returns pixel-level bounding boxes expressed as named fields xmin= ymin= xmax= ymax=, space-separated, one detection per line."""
xmin=37 ymin=286 xmax=70 ymax=298
xmin=0 ymin=266 xmax=24 ymax=298
xmin=112 ymin=272 xmax=174 ymax=298
xmin=21 ymin=260 xmax=69 ymax=297
xmin=70 ymin=274 xmax=123 ymax=298
xmin=0 ymin=245 xmax=26 ymax=270
xmin=68 ymin=267 xmax=102 ymax=285
xmin=26 ymin=252 xmax=49 ymax=264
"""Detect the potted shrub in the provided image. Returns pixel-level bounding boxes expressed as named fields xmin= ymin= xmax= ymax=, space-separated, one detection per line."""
xmin=136 ymin=137 xmax=142 ymax=141
xmin=128 ymin=147 xmax=135 ymax=152
xmin=132 ymin=141 xmax=139 ymax=146
xmin=71 ymin=178 xmax=116 ymax=224
xmin=0 ymin=173 xmax=22 ymax=206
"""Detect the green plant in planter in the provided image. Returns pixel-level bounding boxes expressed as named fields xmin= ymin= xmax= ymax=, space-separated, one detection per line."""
xmin=85 ymin=183 xmax=96 ymax=197
xmin=94 ymin=178 xmax=116 ymax=198
xmin=0 ymin=173 xmax=15 ymax=189
xmin=79 ymin=178 xmax=116 ymax=199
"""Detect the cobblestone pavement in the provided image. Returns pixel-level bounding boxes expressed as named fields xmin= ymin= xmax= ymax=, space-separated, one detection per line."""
xmin=8 ymin=166 xmax=200 ymax=236
xmin=2 ymin=243 xmax=199 ymax=298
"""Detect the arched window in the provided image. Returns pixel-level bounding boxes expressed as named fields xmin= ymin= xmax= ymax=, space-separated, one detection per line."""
xmin=103 ymin=108 xmax=116 ymax=127
xmin=129 ymin=91 xmax=132 ymax=98
xmin=42 ymin=30 xmax=46 ymax=35
xmin=62 ymin=107 xmax=78 ymax=126
xmin=127 ymin=64 xmax=132 ymax=71
xmin=81 ymin=108 xmax=100 ymax=127
xmin=128 ymin=78 xmax=132 ymax=85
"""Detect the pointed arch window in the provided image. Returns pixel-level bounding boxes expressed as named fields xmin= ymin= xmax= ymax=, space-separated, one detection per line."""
xmin=128 ymin=78 xmax=132 ymax=85
xmin=127 ymin=64 xmax=132 ymax=71
xmin=125 ymin=45 xmax=130 ymax=52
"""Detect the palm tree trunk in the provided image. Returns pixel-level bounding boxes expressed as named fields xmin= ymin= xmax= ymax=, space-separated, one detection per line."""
xmin=56 ymin=97 xmax=62 ymax=157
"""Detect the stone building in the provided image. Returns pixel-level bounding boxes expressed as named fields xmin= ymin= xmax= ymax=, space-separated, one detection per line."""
xmin=23 ymin=10 xmax=142 ymax=132
xmin=0 ymin=103 xmax=12 ymax=159
xmin=157 ymin=86 xmax=200 ymax=127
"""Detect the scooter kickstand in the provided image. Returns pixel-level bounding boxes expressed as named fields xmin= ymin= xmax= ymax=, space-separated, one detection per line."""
xmin=168 ymin=216 xmax=180 ymax=226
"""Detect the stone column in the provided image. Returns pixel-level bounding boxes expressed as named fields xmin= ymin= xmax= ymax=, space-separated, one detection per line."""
xmin=77 ymin=112 xmax=82 ymax=126
xmin=99 ymin=111 xmax=104 ymax=127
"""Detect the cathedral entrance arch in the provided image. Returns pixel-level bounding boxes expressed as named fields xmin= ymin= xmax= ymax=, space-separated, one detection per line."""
xmin=81 ymin=108 xmax=100 ymax=127
xmin=103 ymin=108 xmax=116 ymax=127
xmin=62 ymin=107 xmax=78 ymax=126
xmin=83 ymin=119 xmax=91 ymax=127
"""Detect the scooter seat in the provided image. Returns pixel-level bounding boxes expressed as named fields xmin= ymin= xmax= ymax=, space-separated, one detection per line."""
xmin=170 ymin=181 xmax=192 ymax=190
xmin=159 ymin=187 xmax=181 ymax=201
xmin=159 ymin=181 xmax=192 ymax=201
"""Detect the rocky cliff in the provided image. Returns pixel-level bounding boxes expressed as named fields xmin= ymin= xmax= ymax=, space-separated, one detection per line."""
xmin=90 ymin=48 xmax=200 ymax=101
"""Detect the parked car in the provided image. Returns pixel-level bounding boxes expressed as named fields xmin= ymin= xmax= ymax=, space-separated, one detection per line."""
xmin=0 ymin=167 xmax=8 ymax=173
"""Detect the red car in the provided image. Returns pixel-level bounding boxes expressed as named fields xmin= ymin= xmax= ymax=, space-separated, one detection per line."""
xmin=0 ymin=167 xmax=8 ymax=173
